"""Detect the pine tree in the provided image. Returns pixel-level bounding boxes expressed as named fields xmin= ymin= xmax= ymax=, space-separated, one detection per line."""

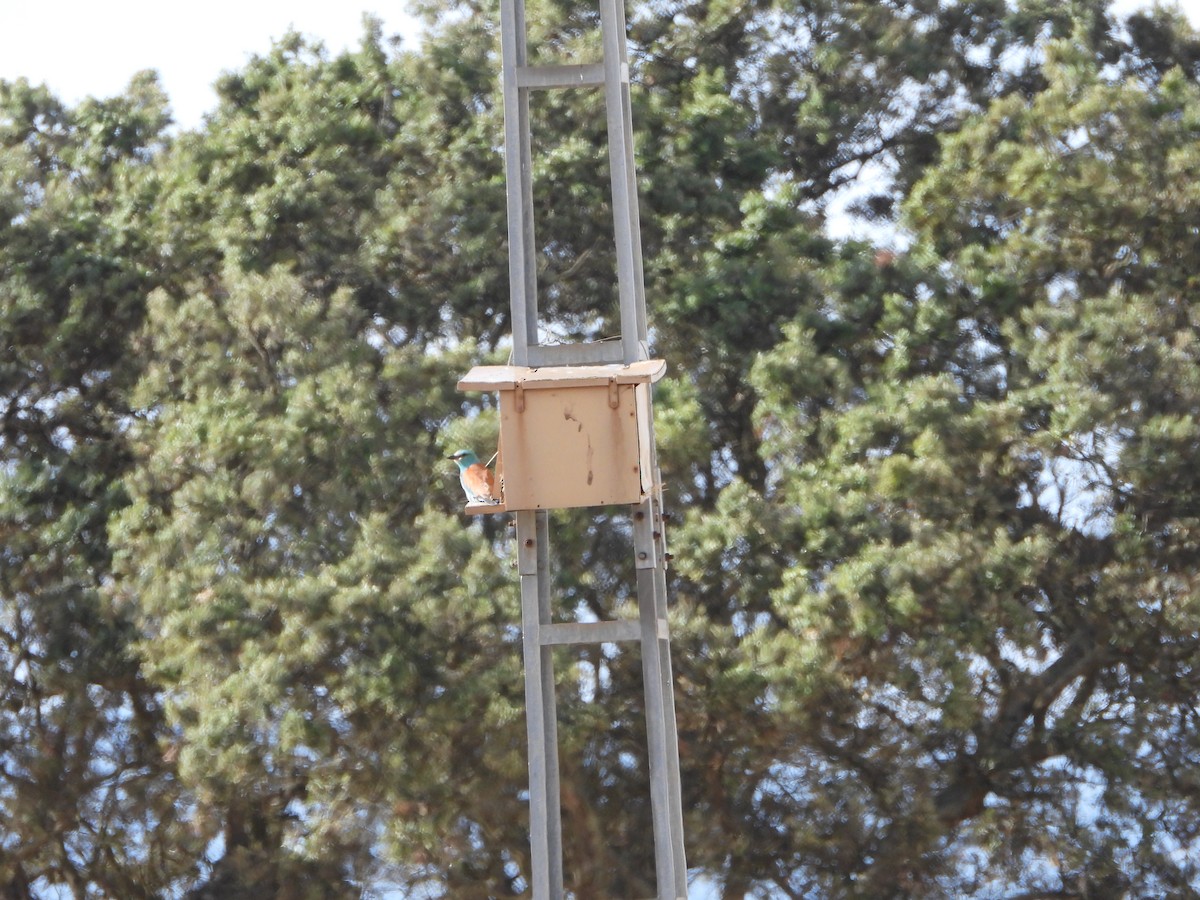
xmin=5 ymin=2 xmax=1200 ymax=896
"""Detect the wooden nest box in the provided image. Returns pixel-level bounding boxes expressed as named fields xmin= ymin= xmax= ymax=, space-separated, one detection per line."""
xmin=457 ymin=359 xmax=665 ymax=514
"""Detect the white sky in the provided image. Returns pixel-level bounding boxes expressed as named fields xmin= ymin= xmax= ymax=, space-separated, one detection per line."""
xmin=0 ymin=1 xmax=422 ymax=130
xmin=0 ymin=1 xmax=1197 ymax=131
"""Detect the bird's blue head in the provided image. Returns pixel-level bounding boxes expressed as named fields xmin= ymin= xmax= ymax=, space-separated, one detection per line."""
xmin=447 ymin=449 xmax=479 ymax=470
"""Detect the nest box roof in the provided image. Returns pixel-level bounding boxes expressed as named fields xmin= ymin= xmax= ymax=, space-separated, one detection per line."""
xmin=458 ymin=359 xmax=666 ymax=392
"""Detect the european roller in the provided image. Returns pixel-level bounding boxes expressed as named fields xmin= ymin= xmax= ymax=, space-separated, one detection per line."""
xmin=448 ymin=449 xmax=497 ymax=504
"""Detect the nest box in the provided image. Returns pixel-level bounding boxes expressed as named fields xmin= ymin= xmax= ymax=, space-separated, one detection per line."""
xmin=457 ymin=360 xmax=666 ymax=513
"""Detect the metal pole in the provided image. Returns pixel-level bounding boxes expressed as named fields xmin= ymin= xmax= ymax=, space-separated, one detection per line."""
xmin=634 ymin=482 xmax=688 ymax=898
xmin=501 ymin=0 xmax=538 ymax=363
xmin=495 ymin=0 xmax=688 ymax=893
xmin=599 ymin=0 xmax=645 ymax=364
xmin=517 ymin=509 xmax=563 ymax=897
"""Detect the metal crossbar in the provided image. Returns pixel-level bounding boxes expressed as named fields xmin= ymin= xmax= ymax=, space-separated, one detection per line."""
xmin=497 ymin=0 xmax=688 ymax=895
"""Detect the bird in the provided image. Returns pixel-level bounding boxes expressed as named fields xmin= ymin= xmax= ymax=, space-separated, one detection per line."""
xmin=447 ymin=449 xmax=498 ymax=504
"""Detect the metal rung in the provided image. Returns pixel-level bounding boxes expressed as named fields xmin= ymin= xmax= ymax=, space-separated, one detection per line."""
xmin=527 ymin=340 xmax=625 ymax=366
xmin=539 ymin=620 xmax=641 ymax=645
xmin=516 ymin=63 xmax=605 ymax=89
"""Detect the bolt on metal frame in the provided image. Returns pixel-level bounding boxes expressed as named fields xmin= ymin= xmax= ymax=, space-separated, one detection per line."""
xmin=496 ymin=0 xmax=688 ymax=894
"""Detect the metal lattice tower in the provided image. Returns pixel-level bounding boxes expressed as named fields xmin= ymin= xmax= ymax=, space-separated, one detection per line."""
xmin=496 ymin=0 xmax=688 ymax=894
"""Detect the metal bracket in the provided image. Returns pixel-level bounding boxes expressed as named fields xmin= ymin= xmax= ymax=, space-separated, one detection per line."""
xmin=633 ymin=499 xmax=657 ymax=569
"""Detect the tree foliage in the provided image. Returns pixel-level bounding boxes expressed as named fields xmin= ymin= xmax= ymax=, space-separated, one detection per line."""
xmin=4 ymin=2 xmax=1200 ymax=897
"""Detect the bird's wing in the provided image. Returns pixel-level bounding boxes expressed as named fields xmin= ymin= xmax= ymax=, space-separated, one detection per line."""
xmin=463 ymin=464 xmax=495 ymax=502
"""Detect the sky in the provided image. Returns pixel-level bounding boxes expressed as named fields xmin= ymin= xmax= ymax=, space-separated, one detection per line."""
xmin=0 ymin=1 xmax=422 ymax=130
xmin=0 ymin=1 xmax=1198 ymax=131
